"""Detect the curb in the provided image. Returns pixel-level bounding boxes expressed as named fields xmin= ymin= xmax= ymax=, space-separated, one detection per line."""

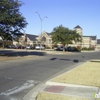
xmin=21 ymin=83 xmax=47 ymax=100
xmin=46 ymin=81 xmax=99 ymax=89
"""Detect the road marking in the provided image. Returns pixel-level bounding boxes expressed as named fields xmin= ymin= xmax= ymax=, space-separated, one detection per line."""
xmin=0 ymin=80 xmax=39 ymax=96
xmin=4 ymin=76 xmax=13 ymax=80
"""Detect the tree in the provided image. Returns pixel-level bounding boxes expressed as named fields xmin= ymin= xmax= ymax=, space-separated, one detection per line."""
xmin=70 ymin=30 xmax=82 ymax=43
xmin=0 ymin=0 xmax=28 ymax=47
xmin=51 ymin=25 xmax=82 ymax=50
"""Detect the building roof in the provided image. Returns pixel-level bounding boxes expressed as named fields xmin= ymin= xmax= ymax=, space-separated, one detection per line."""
xmin=43 ymin=31 xmax=51 ymax=35
xmin=26 ymin=34 xmax=38 ymax=41
xmin=97 ymin=39 xmax=100 ymax=44
xmin=74 ymin=25 xmax=82 ymax=29
xmin=46 ymin=32 xmax=51 ymax=35
xmin=83 ymin=36 xmax=96 ymax=40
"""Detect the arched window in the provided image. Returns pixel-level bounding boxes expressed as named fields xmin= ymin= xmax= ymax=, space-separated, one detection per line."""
xmin=41 ymin=37 xmax=46 ymax=43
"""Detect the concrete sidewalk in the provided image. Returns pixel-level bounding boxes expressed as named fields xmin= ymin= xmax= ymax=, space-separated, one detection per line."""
xmin=43 ymin=84 xmax=99 ymax=99
xmin=26 ymin=84 xmax=99 ymax=100
xmin=23 ymin=83 xmax=98 ymax=100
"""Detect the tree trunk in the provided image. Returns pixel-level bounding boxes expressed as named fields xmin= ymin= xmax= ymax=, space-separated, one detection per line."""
xmin=63 ymin=44 xmax=66 ymax=52
xmin=64 ymin=44 xmax=68 ymax=52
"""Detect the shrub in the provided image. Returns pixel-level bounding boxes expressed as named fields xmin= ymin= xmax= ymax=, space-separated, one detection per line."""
xmin=82 ymin=47 xmax=94 ymax=51
xmin=52 ymin=44 xmax=57 ymax=49
xmin=76 ymin=46 xmax=81 ymax=52
xmin=45 ymin=47 xmax=51 ymax=49
xmin=71 ymin=46 xmax=81 ymax=52
xmin=0 ymin=43 xmax=3 ymax=47
xmin=82 ymin=47 xmax=88 ymax=50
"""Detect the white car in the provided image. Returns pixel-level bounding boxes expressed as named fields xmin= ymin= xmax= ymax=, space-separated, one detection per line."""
xmin=26 ymin=46 xmax=34 ymax=49
xmin=26 ymin=46 xmax=30 ymax=49
xmin=54 ymin=46 xmax=64 ymax=51
xmin=35 ymin=46 xmax=45 ymax=50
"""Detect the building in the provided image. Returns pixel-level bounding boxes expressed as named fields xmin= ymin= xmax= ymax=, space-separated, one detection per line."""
xmin=68 ymin=25 xmax=97 ymax=49
xmin=11 ymin=25 xmax=100 ymax=50
xmin=96 ymin=39 xmax=100 ymax=50
xmin=36 ymin=25 xmax=98 ymax=50
xmin=13 ymin=34 xmax=38 ymax=46
xmin=36 ymin=32 xmax=52 ymax=48
xmin=0 ymin=36 xmax=12 ymax=47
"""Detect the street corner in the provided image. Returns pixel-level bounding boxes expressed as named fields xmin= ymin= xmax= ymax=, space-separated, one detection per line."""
xmin=31 ymin=85 xmax=66 ymax=100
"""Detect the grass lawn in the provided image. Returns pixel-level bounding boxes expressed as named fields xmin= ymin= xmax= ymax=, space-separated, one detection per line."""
xmin=51 ymin=61 xmax=100 ymax=87
xmin=36 ymin=92 xmax=91 ymax=100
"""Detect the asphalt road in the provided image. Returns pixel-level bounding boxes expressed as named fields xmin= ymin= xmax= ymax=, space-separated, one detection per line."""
xmin=0 ymin=51 xmax=100 ymax=100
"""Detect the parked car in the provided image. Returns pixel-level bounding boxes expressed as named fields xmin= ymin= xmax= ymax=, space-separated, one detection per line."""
xmin=26 ymin=46 xmax=31 ymax=49
xmin=26 ymin=46 xmax=35 ymax=49
xmin=35 ymin=45 xmax=45 ymax=50
xmin=66 ymin=46 xmax=79 ymax=52
xmin=8 ymin=45 xmax=15 ymax=49
xmin=54 ymin=46 xmax=65 ymax=51
xmin=15 ymin=45 xmax=25 ymax=49
xmin=66 ymin=46 xmax=72 ymax=51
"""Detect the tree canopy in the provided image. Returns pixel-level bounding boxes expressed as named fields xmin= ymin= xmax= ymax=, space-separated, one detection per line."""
xmin=0 ymin=0 xmax=27 ymax=42
xmin=51 ymin=25 xmax=82 ymax=46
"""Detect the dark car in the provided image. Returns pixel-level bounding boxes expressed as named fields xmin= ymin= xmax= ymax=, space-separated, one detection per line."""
xmin=15 ymin=45 xmax=25 ymax=49
xmin=8 ymin=45 xmax=15 ymax=49
xmin=66 ymin=46 xmax=79 ymax=52
xmin=66 ymin=46 xmax=72 ymax=51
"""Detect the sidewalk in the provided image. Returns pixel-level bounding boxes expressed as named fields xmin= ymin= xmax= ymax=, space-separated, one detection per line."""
xmin=22 ymin=59 xmax=100 ymax=100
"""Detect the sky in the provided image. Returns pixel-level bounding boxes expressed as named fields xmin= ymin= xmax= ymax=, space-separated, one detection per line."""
xmin=19 ymin=0 xmax=100 ymax=39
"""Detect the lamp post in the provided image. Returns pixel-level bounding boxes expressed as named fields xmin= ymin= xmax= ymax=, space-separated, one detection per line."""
xmin=22 ymin=30 xmax=27 ymax=49
xmin=35 ymin=11 xmax=48 ymax=44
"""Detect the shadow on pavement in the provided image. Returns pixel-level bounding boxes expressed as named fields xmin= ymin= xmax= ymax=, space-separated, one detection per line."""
xmin=49 ymin=58 xmax=81 ymax=63
xmin=60 ymin=59 xmax=79 ymax=63
xmin=73 ymin=59 xmax=79 ymax=63
xmin=0 ymin=50 xmax=46 ymax=57
xmin=59 ymin=59 xmax=70 ymax=61
xmin=50 ymin=58 xmax=57 ymax=60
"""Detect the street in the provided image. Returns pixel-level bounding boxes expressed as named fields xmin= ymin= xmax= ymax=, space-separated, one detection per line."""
xmin=0 ymin=51 xmax=100 ymax=100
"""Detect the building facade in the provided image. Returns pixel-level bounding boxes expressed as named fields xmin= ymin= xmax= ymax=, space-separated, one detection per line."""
xmin=36 ymin=31 xmax=52 ymax=48
xmin=13 ymin=34 xmax=38 ymax=47
xmin=9 ymin=25 xmax=100 ymax=50
xmin=68 ymin=25 xmax=97 ymax=49
xmin=36 ymin=25 xmax=98 ymax=50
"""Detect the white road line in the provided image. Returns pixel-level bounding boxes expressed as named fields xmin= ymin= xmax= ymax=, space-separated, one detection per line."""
xmin=0 ymin=80 xmax=39 ymax=96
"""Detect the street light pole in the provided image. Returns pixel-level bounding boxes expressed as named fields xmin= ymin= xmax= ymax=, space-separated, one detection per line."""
xmin=22 ymin=29 xmax=27 ymax=49
xmin=35 ymin=11 xmax=48 ymax=43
